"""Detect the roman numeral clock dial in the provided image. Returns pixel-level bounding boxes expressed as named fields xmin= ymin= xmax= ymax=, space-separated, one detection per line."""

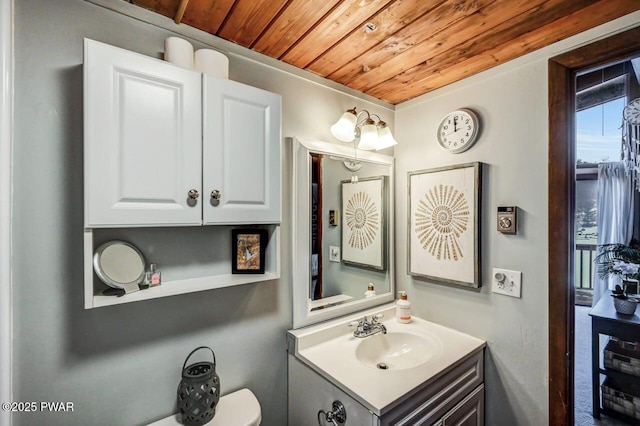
xmin=436 ymin=108 xmax=480 ymax=153
xmin=623 ymin=98 xmax=640 ymax=125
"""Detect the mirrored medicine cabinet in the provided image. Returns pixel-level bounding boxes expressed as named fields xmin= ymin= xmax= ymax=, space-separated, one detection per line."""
xmin=291 ymin=137 xmax=395 ymax=328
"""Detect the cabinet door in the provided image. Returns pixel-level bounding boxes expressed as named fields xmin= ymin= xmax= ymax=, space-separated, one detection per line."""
xmin=202 ymin=75 xmax=281 ymax=224
xmin=442 ymin=384 xmax=484 ymax=426
xmin=288 ymin=354 xmax=377 ymax=426
xmin=84 ymin=39 xmax=202 ymax=227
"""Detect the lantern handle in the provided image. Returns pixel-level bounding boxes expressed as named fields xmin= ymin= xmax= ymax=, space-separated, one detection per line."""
xmin=182 ymin=346 xmax=216 ymax=371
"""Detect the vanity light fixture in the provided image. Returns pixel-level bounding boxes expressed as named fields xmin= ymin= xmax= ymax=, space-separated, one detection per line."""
xmin=330 ymin=107 xmax=398 ymax=151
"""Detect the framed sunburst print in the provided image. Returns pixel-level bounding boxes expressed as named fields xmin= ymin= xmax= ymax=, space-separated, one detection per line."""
xmin=340 ymin=176 xmax=386 ymax=271
xmin=408 ymin=162 xmax=482 ymax=288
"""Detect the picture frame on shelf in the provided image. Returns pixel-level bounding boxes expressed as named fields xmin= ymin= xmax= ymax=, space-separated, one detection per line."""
xmin=340 ymin=175 xmax=386 ymax=271
xmin=232 ymin=229 xmax=268 ymax=274
xmin=408 ymin=162 xmax=483 ymax=288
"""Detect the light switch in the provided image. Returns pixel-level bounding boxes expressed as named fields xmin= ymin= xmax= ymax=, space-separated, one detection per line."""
xmin=329 ymin=246 xmax=340 ymax=262
xmin=492 ymin=268 xmax=522 ymax=298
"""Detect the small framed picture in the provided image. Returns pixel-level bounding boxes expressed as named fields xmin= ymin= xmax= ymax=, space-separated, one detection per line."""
xmin=329 ymin=210 xmax=338 ymax=226
xmin=232 ymin=229 xmax=268 ymax=274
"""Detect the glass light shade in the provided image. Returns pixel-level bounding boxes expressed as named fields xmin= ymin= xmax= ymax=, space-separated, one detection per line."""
xmin=330 ymin=111 xmax=357 ymax=142
xmin=375 ymin=124 xmax=398 ymax=150
xmin=357 ymin=121 xmax=379 ymax=150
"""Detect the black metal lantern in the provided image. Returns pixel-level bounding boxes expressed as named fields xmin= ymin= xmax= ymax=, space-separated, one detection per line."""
xmin=177 ymin=346 xmax=220 ymax=426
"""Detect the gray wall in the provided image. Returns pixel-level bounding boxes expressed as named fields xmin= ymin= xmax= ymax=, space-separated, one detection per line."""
xmin=394 ymin=12 xmax=640 ymax=426
xmin=13 ymin=0 xmax=640 ymax=424
xmin=11 ymin=0 xmax=392 ymax=425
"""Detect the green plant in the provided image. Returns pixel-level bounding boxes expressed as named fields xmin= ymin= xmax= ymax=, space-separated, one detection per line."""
xmin=595 ymin=240 xmax=640 ymax=281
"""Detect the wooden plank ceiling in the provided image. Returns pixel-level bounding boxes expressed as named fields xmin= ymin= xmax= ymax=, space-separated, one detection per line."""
xmin=130 ymin=0 xmax=640 ymax=105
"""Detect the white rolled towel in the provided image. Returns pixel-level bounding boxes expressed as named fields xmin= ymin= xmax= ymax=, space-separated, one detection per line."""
xmin=164 ymin=37 xmax=194 ymax=69
xmin=194 ymin=48 xmax=229 ymax=79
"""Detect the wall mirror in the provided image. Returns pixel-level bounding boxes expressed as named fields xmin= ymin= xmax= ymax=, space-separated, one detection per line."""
xmin=292 ymin=137 xmax=394 ymax=328
xmin=93 ymin=240 xmax=145 ymax=289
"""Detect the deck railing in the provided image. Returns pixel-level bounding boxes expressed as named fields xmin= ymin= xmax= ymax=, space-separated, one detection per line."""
xmin=575 ymin=244 xmax=597 ymax=290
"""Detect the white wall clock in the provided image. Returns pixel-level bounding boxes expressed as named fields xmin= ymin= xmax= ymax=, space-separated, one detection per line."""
xmin=436 ymin=108 xmax=480 ymax=153
xmin=623 ymin=98 xmax=640 ymax=125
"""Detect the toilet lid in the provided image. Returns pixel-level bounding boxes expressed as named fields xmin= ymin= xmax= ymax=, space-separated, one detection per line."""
xmin=146 ymin=388 xmax=261 ymax=426
xmin=210 ymin=388 xmax=261 ymax=426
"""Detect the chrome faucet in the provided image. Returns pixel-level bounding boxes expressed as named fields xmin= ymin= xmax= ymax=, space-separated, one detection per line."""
xmin=349 ymin=313 xmax=387 ymax=338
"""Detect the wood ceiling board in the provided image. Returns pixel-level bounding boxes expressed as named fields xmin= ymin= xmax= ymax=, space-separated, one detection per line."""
xmin=327 ymin=0 xmax=496 ymax=86
xmin=125 ymin=0 xmax=640 ymax=104
xmin=130 ymin=0 xmax=180 ymax=18
xmin=217 ymin=0 xmax=289 ymax=46
xmin=362 ymin=0 xmax=601 ymax=97
xmin=281 ymin=0 xmax=395 ymax=69
xmin=372 ymin=0 xmax=640 ymax=103
xmin=251 ymin=0 xmax=342 ymax=58
xmin=305 ymin=0 xmax=447 ymax=77
xmin=181 ymin=0 xmax=235 ymax=34
xmin=343 ymin=0 xmax=562 ymax=93
xmin=174 ymin=0 xmax=189 ymax=23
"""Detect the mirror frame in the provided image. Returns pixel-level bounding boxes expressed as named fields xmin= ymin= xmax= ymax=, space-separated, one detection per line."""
xmin=292 ymin=137 xmax=395 ymax=329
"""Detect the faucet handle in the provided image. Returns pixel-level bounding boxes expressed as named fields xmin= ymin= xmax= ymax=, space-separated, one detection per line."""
xmin=348 ymin=320 xmax=360 ymax=329
xmin=372 ymin=313 xmax=384 ymax=322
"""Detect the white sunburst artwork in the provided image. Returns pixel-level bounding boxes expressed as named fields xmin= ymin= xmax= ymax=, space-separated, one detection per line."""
xmin=415 ymin=184 xmax=470 ymax=261
xmin=408 ymin=163 xmax=482 ymax=288
xmin=341 ymin=176 xmax=386 ymax=270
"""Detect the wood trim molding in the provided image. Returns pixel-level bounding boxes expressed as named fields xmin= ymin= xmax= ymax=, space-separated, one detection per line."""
xmin=548 ymin=25 xmax=640 ymax=425
xmin=0 ymin=0 xmax=12 ymax=425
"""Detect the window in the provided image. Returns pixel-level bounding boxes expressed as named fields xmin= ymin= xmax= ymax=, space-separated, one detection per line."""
xmin=576 ymin=97 xmax=626 ymax=165
xmin=574 ymin=64 xmax=629 ymax=301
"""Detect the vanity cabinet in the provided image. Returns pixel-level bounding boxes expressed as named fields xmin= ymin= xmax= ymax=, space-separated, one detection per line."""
xmin=288 ymin=349 xmax=484 ymax=425
xmin=84 ymin=38 xmax=281 ymax=228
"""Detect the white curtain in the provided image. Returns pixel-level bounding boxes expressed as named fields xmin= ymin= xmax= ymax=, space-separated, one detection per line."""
xmin=593 ymin=162 xmax=635 ymax=305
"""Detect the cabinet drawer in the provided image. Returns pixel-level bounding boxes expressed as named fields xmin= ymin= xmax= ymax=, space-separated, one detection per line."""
xmin=380 ymin=350 xmax=484 ymax=426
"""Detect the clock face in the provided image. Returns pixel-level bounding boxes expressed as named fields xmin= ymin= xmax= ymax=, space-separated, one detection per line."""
xmin=437 ymin=109 xmax=480 ymax=153
xmin=623 ymin=98 xmax=640 ymax=126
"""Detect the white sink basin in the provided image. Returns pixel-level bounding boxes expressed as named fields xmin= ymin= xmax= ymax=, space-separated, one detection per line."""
xmin=288 ymin=304 xmax=485 ymax=414
xmin=355 ymin=331 xmax=441 ymax=370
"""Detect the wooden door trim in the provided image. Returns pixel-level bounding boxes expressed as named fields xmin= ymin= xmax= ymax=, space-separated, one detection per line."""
xmin=548 ymin=25 xmax=640 ymax=425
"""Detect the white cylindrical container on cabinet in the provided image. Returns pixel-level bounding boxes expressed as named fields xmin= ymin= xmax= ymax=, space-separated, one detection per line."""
xmin=164 ymin=37 xmax=194 ymax=69
xmin=194 ymin=48 xmax=229 ymax=79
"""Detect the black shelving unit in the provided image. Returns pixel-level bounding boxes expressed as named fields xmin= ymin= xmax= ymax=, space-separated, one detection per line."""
xmin=590 ymin=292 xmax=640 ymax=422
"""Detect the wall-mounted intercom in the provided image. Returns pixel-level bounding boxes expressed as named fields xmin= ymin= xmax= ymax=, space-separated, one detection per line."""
xmin=497 ymin=206 xmax=517 ymax=234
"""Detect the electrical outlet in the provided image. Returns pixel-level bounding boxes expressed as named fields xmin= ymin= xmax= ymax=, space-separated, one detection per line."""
xmin=492 ymin=268 xmax=522 ymax=298
xmin=329 ymin=246 xmax=340 ymax=262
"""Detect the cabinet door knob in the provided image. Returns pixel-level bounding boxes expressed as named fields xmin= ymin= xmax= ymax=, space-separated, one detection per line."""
xmin=188 ymin=189 xmax=200 ymax=200
xmin=211 ymin=190 xmax=221 ymax=201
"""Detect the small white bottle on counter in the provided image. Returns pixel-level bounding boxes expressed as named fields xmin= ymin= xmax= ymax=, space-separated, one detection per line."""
xmin=364 ymin=283 xmax=376 ymax=298
xmin=396 ymin=291 xmax=411 ymax=323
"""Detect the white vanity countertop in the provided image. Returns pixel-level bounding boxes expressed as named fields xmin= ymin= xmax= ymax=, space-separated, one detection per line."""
xmin=287 ymin=303 xmax=486 ymax=416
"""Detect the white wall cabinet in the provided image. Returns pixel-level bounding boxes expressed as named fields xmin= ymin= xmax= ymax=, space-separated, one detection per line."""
xmin=82 ymin=39 xmax=281 ymax=308
xmin=84 ymin=38 xmax=203 ymax=227
xmin=202 ymin=75 xmax=281 ymax=224
xmin=84 ymin=39 xmax=281 ymax=228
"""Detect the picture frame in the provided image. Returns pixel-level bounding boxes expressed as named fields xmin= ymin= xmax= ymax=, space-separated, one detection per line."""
xmin=408 ymin=162 xmax=482 ymax=288
xmin=340 ymin=176 xmax=386 ymax=271
xmin=232 ymin=229 xmax=268 ymax=274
